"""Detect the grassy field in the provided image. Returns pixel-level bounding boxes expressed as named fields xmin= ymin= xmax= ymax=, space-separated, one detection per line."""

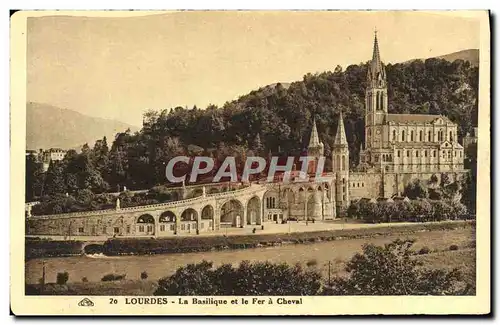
xmin=26 ymin=224 xmax=476 ymax=295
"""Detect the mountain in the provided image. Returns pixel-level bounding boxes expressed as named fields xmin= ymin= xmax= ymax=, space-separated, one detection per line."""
xmin=405 ymin=49 xmax=479 ymax=67
xmin=435 ymin=49 xmax=479 ymax=67
xmin=26 ymin=102 xmax=138 ymax=150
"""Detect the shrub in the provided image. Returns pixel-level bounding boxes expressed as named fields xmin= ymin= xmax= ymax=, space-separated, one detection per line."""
xmin=449 ymin=245 xmax=459 ymax=251
xmin=403 ymin=179 xmax=429 ymax=200
xmin=56 ymin=272 xmax=69 ymax=285
xmin=306 ymin=259 xmax=318 ymax=267
xmin=154 ymin=260 xmax=322 ymax=296
xmin=418 ymin=246 xmax=431 ymax=255
xmin=101 ymin=273 xmax=126 ymax=282
xmin=326 ymin=239 xmax=465 ymax=295
xmin=141 ymin=271 xmax=148 ymax=280
xmin=81 ymin=277 xmax=88 ymax=282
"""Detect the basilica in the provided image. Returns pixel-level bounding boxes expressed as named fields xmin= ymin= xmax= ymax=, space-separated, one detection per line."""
xmin=307 ymin=32 xmax=466 ymax=212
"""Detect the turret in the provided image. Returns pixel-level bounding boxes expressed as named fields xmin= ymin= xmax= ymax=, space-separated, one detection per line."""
xmin=332 ymin=111 xmax=350 ymax=213
xmin=307 ymin=117 xmax=324 ymax=174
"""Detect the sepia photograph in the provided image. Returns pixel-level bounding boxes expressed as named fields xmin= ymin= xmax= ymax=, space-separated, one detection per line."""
xmin=10 ymin=10 xmax=490 ymax=315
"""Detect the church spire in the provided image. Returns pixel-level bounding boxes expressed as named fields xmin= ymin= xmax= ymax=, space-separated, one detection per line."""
xmin=334 ymin=110 xmax=348 ymax=147
xmin=308 ymin=117 xmax=321 ymax=148
xmin=367 ymin=30 xmax=386 ymax=86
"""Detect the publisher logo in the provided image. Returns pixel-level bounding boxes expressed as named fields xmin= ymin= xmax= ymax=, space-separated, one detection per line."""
xmin=78 ymin=298 xmax=95 ymax=307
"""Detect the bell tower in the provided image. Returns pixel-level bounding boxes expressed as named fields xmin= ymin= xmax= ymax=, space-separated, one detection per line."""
xmin=365 ymin=31 xmax=388 ymax=150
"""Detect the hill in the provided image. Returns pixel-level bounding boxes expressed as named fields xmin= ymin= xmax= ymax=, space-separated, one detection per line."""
xmin=26 ymin=102 xmax=138 ymax=150
xmin=436 ymin=49 xmax=479 ymax=67
xmin=405 ymin=49 xmax=479 ymax=67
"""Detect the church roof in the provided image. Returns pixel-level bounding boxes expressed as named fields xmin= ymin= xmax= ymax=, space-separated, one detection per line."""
xmin=386 ymin=114 xmax=453 ymax=125
xmin=334 ymin=111 xmax=348 ymax=146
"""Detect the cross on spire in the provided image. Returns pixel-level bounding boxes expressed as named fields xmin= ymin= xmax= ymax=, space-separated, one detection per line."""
xmin=367 ymin=30 xmax=386 ymax=86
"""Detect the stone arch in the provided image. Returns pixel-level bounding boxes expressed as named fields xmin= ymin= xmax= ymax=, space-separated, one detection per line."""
xmin=136 ymin=214 xmax=155 ymax=236
xmin=159 ymin=211 xmax=176 ymax=234
xmin=180 ymin=208 xmax=198 ymax=221
xmin=180 ymin=208 xmax=198 ymax=234
xmin=306 ymin=193 xmax=318 ymax=221
xmin=220 ymin=199 xmax=244 ymax=227
xmin=246 ymin=196 xmax=261 ymax=225
xmin=159 ymin=211 xmax=176 ymax=223
xmin=201 ymin=205 xmax=215 ymax=231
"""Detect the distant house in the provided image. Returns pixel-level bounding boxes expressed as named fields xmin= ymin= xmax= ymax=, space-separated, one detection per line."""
xmin=34 ymin=148 xmax=68 ymax=171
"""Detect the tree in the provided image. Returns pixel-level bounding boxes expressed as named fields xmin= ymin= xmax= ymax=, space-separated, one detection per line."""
xmin=56 ymin=272 xmax=69 ymax=285
xmin=154 ymin=260 xmax=322 ymax=296
xmin=253 ymin=133 xmax=264 ymax=155
xmin=43 ymin=161 xmax=66 ymax=196
xmin=403 ymin=179 xmax=428 ymax=199
xmin=327 ymin=239 xmax=467 ymax=295
xmin=25 ymin=154 xmax=44 ymax=201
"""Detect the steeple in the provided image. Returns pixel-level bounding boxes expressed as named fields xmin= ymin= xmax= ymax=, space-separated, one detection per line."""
xmin=334 ymin=110 xmax=348 ymax=147
xmin=367 ymin=30 xmax=386 ymax=87
xmin=308 ymin=117 xmax=322 ymax=148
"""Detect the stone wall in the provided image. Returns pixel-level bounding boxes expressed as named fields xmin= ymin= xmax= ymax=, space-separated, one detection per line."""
xmin=349 ymin=170 xmax=468 ymax=200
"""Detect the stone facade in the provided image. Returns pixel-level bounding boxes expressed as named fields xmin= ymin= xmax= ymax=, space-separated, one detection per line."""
xmin=359 ymin=33 xmax=464 ymax=174
xmin=27 ymin=182 xmax=337 ymax=237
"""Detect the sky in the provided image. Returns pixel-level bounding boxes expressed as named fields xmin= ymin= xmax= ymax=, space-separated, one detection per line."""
xmin=26 ymin=11 xmax=481 ymax=126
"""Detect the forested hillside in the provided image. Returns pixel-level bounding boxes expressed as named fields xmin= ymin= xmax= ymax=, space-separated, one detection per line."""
xmin=26 ymin=58 xmax=478 ymax=201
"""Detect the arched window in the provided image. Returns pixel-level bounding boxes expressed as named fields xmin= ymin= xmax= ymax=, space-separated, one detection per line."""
xmin=402 ymin=130 xmax=405 ymax=142
xmin=419 ymin=130 xmax=423 ymax=142
xmin=428 ymin=131 xmax=432 ymax=142
xmin=376 ymin=92 xmax=380 ymax=110
xmin=336 ymin=155 xmax=340 ymax=170
xmin=416 ymin=151 xmax=419 ymax=157
xmin=450 ymin=131 xmax=453 ymax=142
xmin=341 ymin=155 xmax=346 ymax=171
xmin=392 ymin=130 xmax=396 ymax=141
xmin=411 ymin=131 xmax=414 ymax=142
